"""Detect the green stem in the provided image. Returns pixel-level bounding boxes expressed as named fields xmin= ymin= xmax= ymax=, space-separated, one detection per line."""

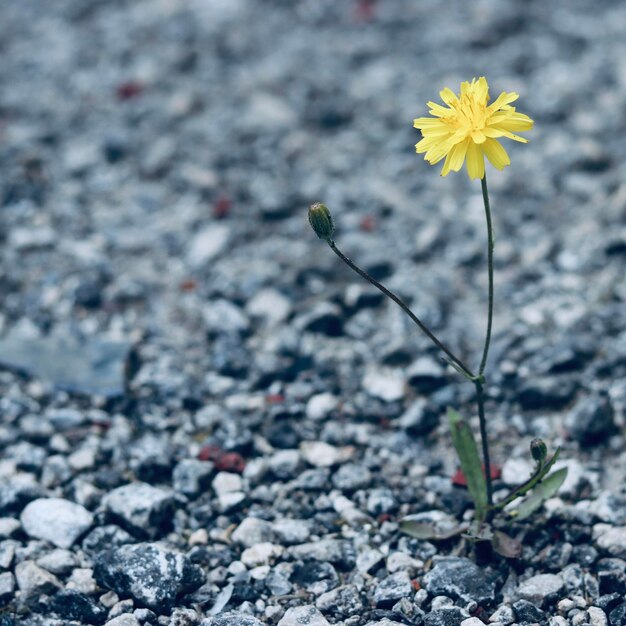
xmin=479 ymin=175 xmax=494 ymax=376
xmin=476 ymin=174 xmax=495 ymax=512
xmin=328 ymin=241 xmax=475 ymax=381
xmin=474 ymin=380 xmax=493 ymax=509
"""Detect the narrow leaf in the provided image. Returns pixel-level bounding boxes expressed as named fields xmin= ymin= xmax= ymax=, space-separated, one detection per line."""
xmin=493 ymin=448 xmax=562 ymax=510
xmin=399 ymin=518 xmax=468 ymax=541
xmin=448 ymin=408 xmax=488 ymax=521
xmin=510 ymin=467 xmax=568 ymax=521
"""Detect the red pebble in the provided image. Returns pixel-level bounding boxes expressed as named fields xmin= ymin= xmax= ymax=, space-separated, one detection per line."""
xmin=265 ymin=394 xmax=284 ymax=404
xmin=179 ymin=279 xmax=197 ymax=292
xmin=360 ymin=214 xmax=376 ymax=232
xmin=354 ymin=0 xmax=377 ymax=21
xmin=452 ymin=463 xmax=501 ymax=487
xmin=216 ymin=452 xmax=246 ymax=473
xmin=116 ymin=81 xmax=144 ymax=101
xmin=197 ymin=444 xmax=246 ymax=473
xmin=213 ymin=195 xmax=232 ymax=219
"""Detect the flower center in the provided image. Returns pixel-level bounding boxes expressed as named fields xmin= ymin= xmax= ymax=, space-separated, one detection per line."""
xmin=446 ymin=94 xmax=489 ymax=136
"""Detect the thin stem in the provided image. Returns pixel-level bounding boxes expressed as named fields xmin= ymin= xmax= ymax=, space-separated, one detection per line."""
xmin=479 ymin=175 xmax=494 ymax=376
xmin=474 ymin=380 xmax=493 ymax=509
xmin=328 ymin=241 xmax=475 ymax=381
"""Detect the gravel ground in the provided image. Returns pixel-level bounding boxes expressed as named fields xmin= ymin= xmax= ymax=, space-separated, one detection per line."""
xmin=0 ymin=1 xmax=626 ymax=625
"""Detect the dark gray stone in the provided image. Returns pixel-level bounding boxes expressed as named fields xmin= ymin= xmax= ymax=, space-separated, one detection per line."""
xmin=423 ymin=607 xmax=467 ymax=626
xmin=566 ymin=393 xmax=617 ymax=444
xmin=373 ymin=572 xmax=413 ymax=608
xmin=423 ymin=557 xmax=496 ymax=606
xmin=52 ymin=589 xmax=107 ymax=624
xmin=102 ymin=483 xmax=176 ymax=539
xmin=93 ymin=543 xmax=205 ymax=611
xmin=513 ymin=599 xmax=545 ymax=623
xmin=316 ymin=584 xmax=364 ymax=617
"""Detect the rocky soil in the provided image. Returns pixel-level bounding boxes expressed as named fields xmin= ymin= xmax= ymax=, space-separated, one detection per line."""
xmin=0 ymin=0 xmax=625 ymax=625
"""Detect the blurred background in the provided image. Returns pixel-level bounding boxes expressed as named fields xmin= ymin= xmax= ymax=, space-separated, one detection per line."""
xmin=0 ymin=0 xmax=625 ymax=481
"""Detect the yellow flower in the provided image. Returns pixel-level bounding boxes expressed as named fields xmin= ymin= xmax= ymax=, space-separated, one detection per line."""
xmin=413 ymin=77 xmax=533 ymax=180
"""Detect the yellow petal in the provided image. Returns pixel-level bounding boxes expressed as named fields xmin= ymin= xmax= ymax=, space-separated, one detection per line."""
xmin=466 ymin=141 xmax=485 ymax=180
xmin=439 ymin=87 xmax=459 ymax=106
xmin=416 ymin=135 xmax=449 ymax=153
xmin=448 ymin=139 xmax=469 ymax=172
xmin=488 ymin=91 xmax=519 ymax=111
xmin=483 ymin=138 xmax=510 ymax=170
xmin=441 ymin=140 xmax=467 ymax=176
xmin=471 ymin=129 xmax=486 ymax=144
xmin=490 ymin=127 xmax=529 ymax=143
xmin=413 ymin=117 xmax=447 ymax=128
xmin=426 ymin=102 xmax=452 ymax=117
xmin=494 ymin=112 xmax=534 ymax=132
xmin=425 ymin=143 xmax=451 ymax=165
xmin=473 ymin=77 xmax=489 ymax=104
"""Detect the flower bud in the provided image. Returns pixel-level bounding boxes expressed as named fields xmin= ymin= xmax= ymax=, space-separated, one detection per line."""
xmin=530 ymin=438 xmax=547 ymax=463
xmin=308 ymin=202 xmax=334 ymax=242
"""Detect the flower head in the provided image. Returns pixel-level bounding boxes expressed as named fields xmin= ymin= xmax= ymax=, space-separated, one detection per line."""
xmin=308 ymin=202 xmax=335 ymax=242
xmin=413 ymin=77 xmax=533 ymax=180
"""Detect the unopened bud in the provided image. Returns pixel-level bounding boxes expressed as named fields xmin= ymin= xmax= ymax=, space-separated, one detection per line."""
xmin=308 ymin=202 xmax=334 ymax=242
xmin=530 ymin=438 xmax=547 ymax=463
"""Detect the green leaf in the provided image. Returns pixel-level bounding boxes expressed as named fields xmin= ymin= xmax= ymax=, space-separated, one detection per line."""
xmin=510 ymin=467 xmax=568 ymax=521
xmin=493 ymin=447 xmax=562 ymax=511
xmin=399 ymin=518 xmax=467 ymax=541
xmin=448 ymin=408 xmax=488 ymax=521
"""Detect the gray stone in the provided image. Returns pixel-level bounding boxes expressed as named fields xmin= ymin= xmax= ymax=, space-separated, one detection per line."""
xmin=0 ymin=334 xmax=130 ymax=397
xmin=103 ymin=482 xmax=176 ymax=539
xmin=566 ymin=393 xmax=616 ymax=444
xmin=300 ymin=441 xmax=353 ymax=468
xmin=363 ymin=367 xmax=405 ymax=402
xmin=316 ymin=584 xmax=364 ymax=617
xmin=278 ymin=605 xmax=330 ymax=626
xmin=201 ymin=613 xmax=263 ymax=626
xmin=398 ymin=399 xmax=439 ymax=435
xmin=172 ymin=459 xmax=214 ymax=498
xmin=187 ymin=224 xmax=230 ymax=267
xmin=332 ymin=463 xmax=372 ymax=491
xmin=272 ymin=519 xmax=312 ymax=545
xmin=489 ymin=604 xmax=515 ymax=624
xmin=21 ymin=498 xmax=93 ymax=548
xmin=517 ymin=573 xmax=564 ymax=604
xmin=105 ymin=616 xmax=141 ymax=626
xmin=0 ymin=473 xmax=45 ymax=516
xmin=366 ymin=487 xmax=398 ymax=515
xmin=36 ymin=549 xmax=78 ymax=575
xmin=593 ymin=525 xmax=626 ymax=559
xmin=374 ymin=571 xmax=413 ymax=608
xmin=231 ymin=517 xmax=274 ymax=547
xmin=15 ymin=560 xmax=62 ymax=599
xmin=0 ymin=518 xmax=20 ymax=539
xmin=0 ymin=571 xmax=15 ymax=606
xmin=424 ymin=557 xmax=496 ymax=605
xmin=94 ymin=543 xmax=205 ymax=611
xmin=289 ymin=538 xmax=356 ymax=569
xmin=424 ymin=607 xmax=468 ymax=626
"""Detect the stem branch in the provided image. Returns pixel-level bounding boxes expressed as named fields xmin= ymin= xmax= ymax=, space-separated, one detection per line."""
xmin=328 ymin=241 xmax=475 ymax=381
